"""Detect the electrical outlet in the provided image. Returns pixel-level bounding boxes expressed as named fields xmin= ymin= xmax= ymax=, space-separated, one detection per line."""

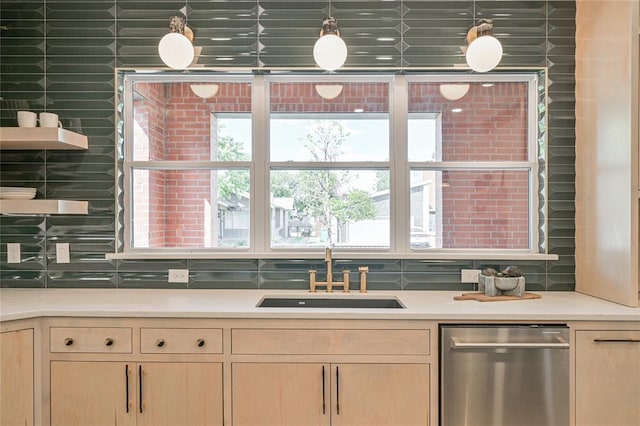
xmin=56 ymin=243 xmax=70 ymax=264
xmin=168 ymin=269 xmax=189 ymax=283
xmin=7 ymin=243 xmax=20 ymax=264
xmin=461 ymin=269 xmax=482 ymax=283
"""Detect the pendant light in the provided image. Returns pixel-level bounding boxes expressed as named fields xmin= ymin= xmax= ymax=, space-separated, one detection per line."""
xmin=439 ymin=84 xmax=470 ymax=101
xmin=313 ymin=1 xmax=348 ymax=71
xmin=315 ymin=84 xmax=343 ymax=99
xmin=158 ymin=5 xmax=195 ymax=70
xmin=464 ymin=3 xmax=502 ymax=73
xmin=190 ymin=84 xmax=219 ymax=98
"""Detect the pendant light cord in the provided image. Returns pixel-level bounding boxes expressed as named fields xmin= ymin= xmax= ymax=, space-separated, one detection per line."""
xmin=472 ymin=0 xmax=476 ymax=26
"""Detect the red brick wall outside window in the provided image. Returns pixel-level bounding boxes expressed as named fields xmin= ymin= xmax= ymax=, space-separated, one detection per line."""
xmin=409 ymin=82 xmax=529 ymax=249
xmin=133 ymin=82 xmax=251 ymax=248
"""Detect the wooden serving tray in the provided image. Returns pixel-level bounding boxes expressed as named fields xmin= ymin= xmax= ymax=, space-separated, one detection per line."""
xmin=454 ymin=292 xmax=541 ymax=302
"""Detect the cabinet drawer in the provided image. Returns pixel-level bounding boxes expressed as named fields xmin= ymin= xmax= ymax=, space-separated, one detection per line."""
xmin=50 ymin=327 xmax=132 ymax=353
xmin=140 ymin=328 xmax=223 ymax=354
xmin=232 ymin=329 xmax=430 ymax=355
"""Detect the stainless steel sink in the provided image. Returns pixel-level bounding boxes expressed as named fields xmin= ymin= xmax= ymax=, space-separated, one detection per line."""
xmin=257 ymin=296 xmax=405 ymax=309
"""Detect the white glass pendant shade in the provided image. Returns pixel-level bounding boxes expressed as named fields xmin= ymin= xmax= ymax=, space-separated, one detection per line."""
xmin=315 ymin=84 xmax=343 ymax=99
xmin=439 ymin=84 xmax=470 ymax=101
xmin=313 ymin=34 xmax=348 ymax=71
xmin=190 ymin=84 xmax=219 ymax=98
xmin=159 ymin=32 xmax=195 ymax=69
xmin=465 ymin=35 xmax=503 ymax=73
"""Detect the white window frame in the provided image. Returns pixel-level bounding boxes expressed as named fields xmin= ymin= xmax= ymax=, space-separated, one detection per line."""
xmin=261 ymin=74 xmax=394 ymax=254
xmin=404 ymin=74 xmax=540 ymax=256
xmin=111 ymin=71 xmax=555 ymax=260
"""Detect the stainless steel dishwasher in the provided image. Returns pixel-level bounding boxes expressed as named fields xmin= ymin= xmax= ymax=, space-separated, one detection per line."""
xmin=440 ymin=324 xmax=569 ymax=426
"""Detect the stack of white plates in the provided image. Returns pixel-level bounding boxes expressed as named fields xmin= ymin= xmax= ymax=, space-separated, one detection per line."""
xmin=0 ymin=187 xmax=37 ymax=200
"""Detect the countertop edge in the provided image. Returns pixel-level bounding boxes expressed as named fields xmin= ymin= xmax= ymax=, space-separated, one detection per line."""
xmin=1 ymin=289 xmax=639 ymax=323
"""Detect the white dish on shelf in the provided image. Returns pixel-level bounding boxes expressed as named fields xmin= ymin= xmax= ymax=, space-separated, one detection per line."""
xmin=0 ymin=187 xmax=37 ymax=199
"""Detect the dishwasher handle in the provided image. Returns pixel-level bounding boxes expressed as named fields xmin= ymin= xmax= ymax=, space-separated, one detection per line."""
xmin=450 ymin=336 xmax=570 ymax=349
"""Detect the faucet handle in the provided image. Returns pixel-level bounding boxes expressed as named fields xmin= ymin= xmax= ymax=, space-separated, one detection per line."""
xmin=309 ymin=269 xmax=317 ymax=292
xmin=359 ymin=266 xmax=369 ymax=293
xmin=342 ymin=269 xmax=350 ymax=293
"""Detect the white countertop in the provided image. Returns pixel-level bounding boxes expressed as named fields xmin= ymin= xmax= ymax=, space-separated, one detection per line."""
xmin=1 ymin=289 xmax=638 ymax=322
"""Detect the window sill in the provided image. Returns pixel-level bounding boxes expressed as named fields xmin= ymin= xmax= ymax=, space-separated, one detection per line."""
xmin=105 ymin=251 xmax=559 ymax=261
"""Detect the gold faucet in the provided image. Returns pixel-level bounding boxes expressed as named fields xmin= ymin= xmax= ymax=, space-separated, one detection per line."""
xmin=309 ymin=247 xmax=350 ymax=292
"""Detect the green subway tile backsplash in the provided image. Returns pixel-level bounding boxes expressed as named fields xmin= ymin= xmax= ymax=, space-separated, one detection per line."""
xmin=0 ymin=0 xmax=576 ymax=290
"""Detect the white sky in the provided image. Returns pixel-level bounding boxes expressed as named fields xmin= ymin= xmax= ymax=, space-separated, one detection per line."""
xmin=219 ymin=115 xmax=437 ymax=162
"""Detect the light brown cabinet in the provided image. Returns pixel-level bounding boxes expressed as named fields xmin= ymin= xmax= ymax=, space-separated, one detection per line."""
xmin=137 ymin=362 xmax=222 ymax=426
xmin=576 ymin=0 xmax=640 ymax=306
xmin=51 ymin=361 xmax=134 ymax=426
xmin=0 ymin=328 xmax=34 ymax=426
xmin=230 ymin=324 xmax=432 ymax=426
xmin=232 ymin=362 xmax=429 ymax=426
xmin=50 ymin=361 xmax=223 ymax=426
xmin=575 ymin=330 xmax=640 ymax=426
xmin=330 ymin=363 xmax=429 ymax=426
xmin=232 ymin=363 xmax=328 ymax=426
xmin=48 ymin=324 xmax=224 ymax=426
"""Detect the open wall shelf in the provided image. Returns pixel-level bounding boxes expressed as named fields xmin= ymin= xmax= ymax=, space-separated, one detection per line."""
xmin=1 ymin=128 xmax=89 ymax=215
xmin=0 ymin=200 xmax=88 ymax=215
xmin=0 ymin=127 xmax=88 ymax=150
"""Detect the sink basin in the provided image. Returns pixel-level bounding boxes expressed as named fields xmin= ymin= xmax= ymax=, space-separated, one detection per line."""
xmin=257 ymin=296 xmax=405 ymax=309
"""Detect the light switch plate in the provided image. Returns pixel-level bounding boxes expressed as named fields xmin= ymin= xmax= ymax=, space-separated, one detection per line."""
xmin=7 ymin=243 xmax=20 ymax=264
xmin=56 ymin=243 xmax=70 ymax=264
xmin=168 ymin=269 xmax=189 ymax=283
xmin=460 ymin=269 xmax=482 ymax=283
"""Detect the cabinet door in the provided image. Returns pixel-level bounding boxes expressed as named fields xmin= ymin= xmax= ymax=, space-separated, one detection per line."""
xmin=576 ymin=331 xmax=640 ymax=426
xmin=137 ymin=362 xmax=222 ymax=426
xmin=50 ymin=361 xmax=135 ymax=426
xmin=232 ymin=363 xmax=330 ymax=426
xmin=332 ymin=363 xmax=429 ymax=426
xmin=1 ymin=329 xmax=34 ymax=426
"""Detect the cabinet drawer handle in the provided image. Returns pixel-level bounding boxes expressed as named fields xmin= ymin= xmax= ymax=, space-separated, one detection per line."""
xmin=336 ymin=366 xmax=340 ymax=415
xmin=197 ymin=339 xmax=205 ymax=347
xmin=105 ymin=338 xmax=114 ymax=346
xmin=64 ymin=338 xmax=74 ymax=346
xmin=593 ymin=338 xmax=640 ymax=343
xmin=321 ymin=366 xmax=326 ymax=415
xmin=139 ymin=365 xmax=143 ymax=414
xmin=156 ymin=339 xmax=165 ymax=348
xmin=125 ymin=365 xmax=130 ymax=414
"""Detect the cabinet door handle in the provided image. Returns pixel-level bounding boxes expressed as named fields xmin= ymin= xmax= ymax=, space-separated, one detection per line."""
xmin=321 ymin=366 xmax=326 ymax=415
xmin=64 ymin=338 xmax=74 ymax=346
xmin=197 ymin=339 xmax=205 ymax=347
xmin=156 ymin=339 xmax=165 ymax=348
xmin=593 ymin=338 xmax=640 ymax=343
xmin=105 ymin=338 xmax=114 ymax=346
xmin=125 ymin=364 xmax=129 ymax=413
xmin=138 ymin=365 xmax=143 ymax=414
xmin=336 ymin=366 xmax=340 ymax=415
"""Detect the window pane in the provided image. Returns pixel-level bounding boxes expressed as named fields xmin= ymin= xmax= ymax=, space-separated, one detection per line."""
xmin=132 ymin=169 xmax=249 ymax=249
xmin=132 ymin=82 xmax=252 ymax=161
xmin=408 ymin=113 xmax=439 ymax=162
xmin=410 ymin=169 xmax=530 ymax=249
xmin=270 ymin=170 xmax=390 ymax=248
xmin=270 ymin=82 xmax=389 ymax=161
xmin=408 ymin=82 xmax=528 ymax=162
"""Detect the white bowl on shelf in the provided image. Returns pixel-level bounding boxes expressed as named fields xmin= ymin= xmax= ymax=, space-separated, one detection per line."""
xmin=0 ymin=187 xmax=37 ymax=200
